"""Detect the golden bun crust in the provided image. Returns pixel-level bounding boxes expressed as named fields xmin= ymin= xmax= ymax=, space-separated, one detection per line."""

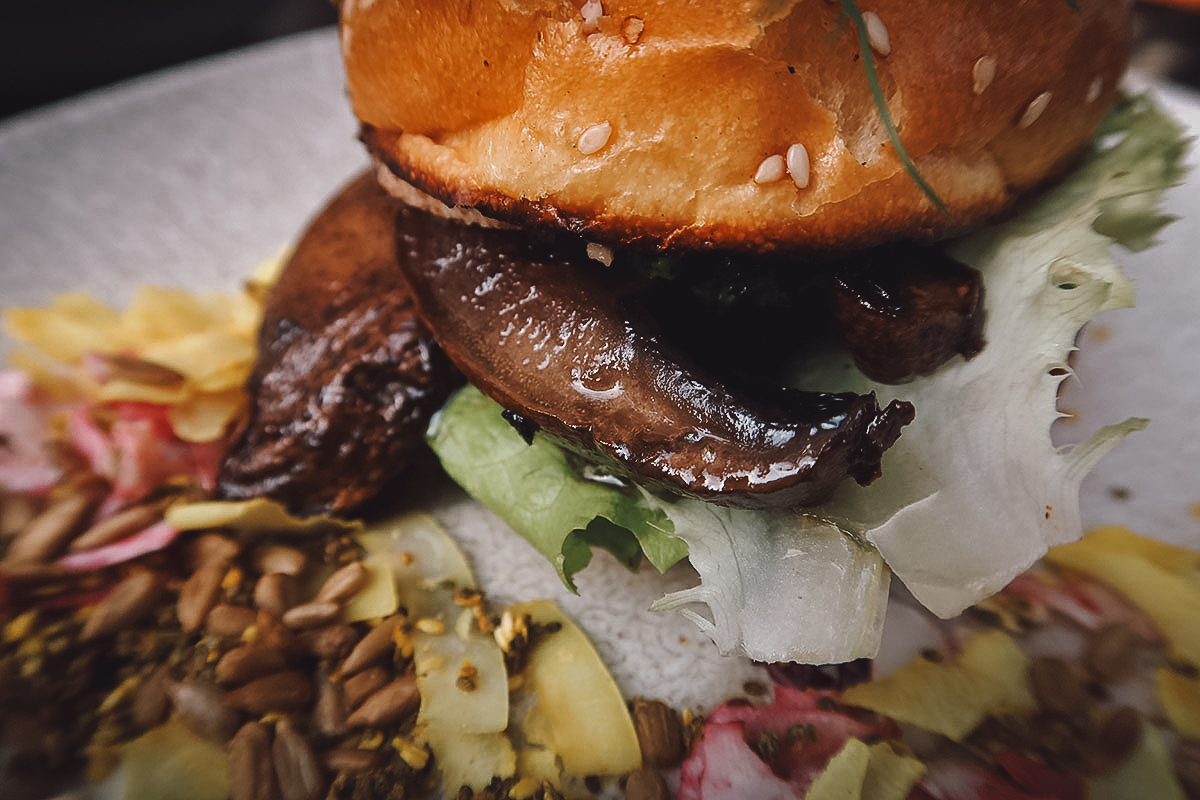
xmin=339 ymin=0 xmax=1130 ymax=254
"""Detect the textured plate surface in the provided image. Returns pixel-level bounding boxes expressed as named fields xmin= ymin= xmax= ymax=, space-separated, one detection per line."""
xmin=1 ymin=28 xmax=1199 ymax=791
xmin=0 ymin=29 xmax=767 ymax=719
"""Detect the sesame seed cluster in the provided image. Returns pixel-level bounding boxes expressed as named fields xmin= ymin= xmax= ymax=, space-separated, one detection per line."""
xmin=341 ymin=0 xmax=1131 ymax=255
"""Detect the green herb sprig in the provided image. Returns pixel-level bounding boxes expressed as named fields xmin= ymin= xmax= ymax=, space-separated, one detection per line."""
xmin=837 ymin=0 xmax=950 ymax=217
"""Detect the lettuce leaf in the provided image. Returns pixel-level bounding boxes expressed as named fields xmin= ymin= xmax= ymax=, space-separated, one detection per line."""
xmin=427 ymin=385 xmax=687 ymax=591
xmin=800 ymin=94 xmax=1187 ymax=618
xmin=428 ymin=94 xmax=1189 ymax=663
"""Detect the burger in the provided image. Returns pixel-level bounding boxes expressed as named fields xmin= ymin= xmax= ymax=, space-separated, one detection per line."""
xmin=218 ymin=0 xmax=1188 ymax=664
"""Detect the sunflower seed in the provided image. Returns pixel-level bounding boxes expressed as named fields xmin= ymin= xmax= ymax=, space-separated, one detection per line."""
xmin=69 ymin=503 xmax=162 ymax=552
xmin=228 ymin=720 xmax=279 ymax=800
xmin=1 ymin=491 xmax=43 ymax=539
xmin=1085 ymin=706 xmax=1143 ymax=775
xmin=5 ymin=492 xmax=99 ymax=565
xmin=282 ymin=601 xmax=340 ymax=631
xmin=221 ymin=670 xmax=314 ymax=714
xmin=167 ymin=678 xmax=242 ymax=742
xmin=216 ymin=645 xmax=290 ymax=686
xmin=320 ymin=747 xmax=383 ymax=774
xmin=631 ymin=698 xmax=686 ymax=768
xmin=345 ymin=675 xmax=419 ymax=729
xmin=254 ymin=572 xmax=299 ymax=615
xmin=314 ymin=561 xmax=368 ymax=605
xmin=80 ymin=570 xmax=161 ymax=640
xmin=253 ymin=544 xmax=308 ymax=577
xmin=1030 ymin=656 xmax=1090 ymax=719
xmin=272 ymin=717 xmax=325 ymax=800
xmin=297 ymin=624 xmax=359 ymax=662
xmin=314 ymin=668 xmax=351 ymax=738
xmin=130 ymin=665 xmax=172 ymax=732
xmin=1084 ymin=622 xmax=1142 ymax=684
xmin=343 ymin=666 xmax=390 ymax=709
xmin=624 ymin=767 xmax=670 ymax=800
xmin=340 ymin=616 xmax=402 ymax=677
xmin=205 ymin=603 xmax=258 ymax=638
xmin=253 ymin=608 xmax=301 ymax=656
xmin=177 ymin=560 xmax=228 ymax=634
xmin=189 ymin=532 xmax=240 ymax=570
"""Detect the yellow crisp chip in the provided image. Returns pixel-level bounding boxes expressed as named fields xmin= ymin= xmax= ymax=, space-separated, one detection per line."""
xmin=5 ymin=273 xmax=271 ymax=443
xmin=96 ymin=379 xmax=190 ymax=406
xmin=249 ymin=247 xmax=291 ymax=290
xmin=169 ymin=388 xmax=245 ymax=443
xmin=1157 ymin=667 xmax=1200 ymax=740
xmin=141 ymin=332 xmax=256 ymax=389
xmin=1069 ymin=525 xmax=1200 ymax=589
xmin=1048 ymin=528 xmax=1200 ymax=667
xmin=508 ymin=598 xmax=642 ymax=777
xmin=165 ymin=498 xmax=360 ymax=535
xmin=120 ymin=286 xmax=228 ymax=344
xmin=3 ymin=293 xmax=123 ymax=363
xmin=842 ymin=630 xmax=1034 ymax=741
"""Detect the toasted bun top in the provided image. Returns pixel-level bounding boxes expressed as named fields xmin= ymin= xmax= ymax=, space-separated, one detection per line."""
xmin=339 ymin=0 xmax=1130 ymax=254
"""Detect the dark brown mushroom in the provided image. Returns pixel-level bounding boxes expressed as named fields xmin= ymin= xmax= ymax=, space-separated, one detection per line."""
xmin=393 ymin=205 xmax=915 ymax=509
xmin=831 ymin=245 xmax=985 ymax=384
xmin=217 ymin=171 xmax=462 ymax=516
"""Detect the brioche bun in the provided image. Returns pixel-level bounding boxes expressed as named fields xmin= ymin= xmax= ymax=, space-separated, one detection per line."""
xmin=339 ymin=0 xmax=1130 ymax=254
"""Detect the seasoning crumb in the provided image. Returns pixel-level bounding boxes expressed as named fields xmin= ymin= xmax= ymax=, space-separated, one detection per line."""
xmin=587 ymin=242 xmax=615 ymax=266
xmin=392 ymin=736 xmax=430 ymax=769
xmin=453 ymin=587 xmax=483 ymax=608
xmin=456 ymin=659 xmax=479 ymax=692
xmin=621 ymin=16 xmax=645 ymax=45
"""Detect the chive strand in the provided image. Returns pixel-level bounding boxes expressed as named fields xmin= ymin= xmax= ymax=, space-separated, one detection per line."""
xmin=837 ymin=0 xmax=951 ymax=218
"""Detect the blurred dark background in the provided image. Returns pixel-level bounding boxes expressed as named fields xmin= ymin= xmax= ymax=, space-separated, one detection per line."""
xmin=0 ymin=0 xmax=1197 ymax=123
xmin=0 ymin=0 xmax=338 ymax=121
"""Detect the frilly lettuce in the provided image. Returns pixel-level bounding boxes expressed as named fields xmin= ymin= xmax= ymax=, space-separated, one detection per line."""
xmin=428 ymin=95 xmax=1189 ymax=664
xmin=425 ymin=385 xmax=688 ymax=590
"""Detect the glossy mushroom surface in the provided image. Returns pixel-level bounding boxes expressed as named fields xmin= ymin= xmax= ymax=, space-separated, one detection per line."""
xmin=394 ymin=205 xmax=915 ymax=509
xmin=218 ymin=172 xmax=462 ymax=515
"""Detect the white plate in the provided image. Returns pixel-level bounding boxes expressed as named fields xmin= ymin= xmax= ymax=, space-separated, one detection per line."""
xmin=0 ymin=28 xmax=766 ymax=720
xmin=2 ymin=26 xmax=1199 ymax=792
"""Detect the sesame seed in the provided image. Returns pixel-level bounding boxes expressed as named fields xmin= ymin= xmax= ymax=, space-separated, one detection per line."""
xmin=577 ymin=121 xmax=612 ymax=155
xmin=786 ymin=144 xmax=810 ymax=189
xmin=973 ymin=57 xmax=996 ymax=96
xmin=415 ymin=618 xmax=445 ymax=635
xmin=1019 ymin=91 xmax=1052 ymax=128
xmin=1086 ymin=76 xmax=1103 ymax=104
xmin=581 ymin=0 xmax=604 ymax=33
xmin=754 ymin=154 xmax=787 ymax=184
xmin=862 ymin=11 xmax=891 ymax=56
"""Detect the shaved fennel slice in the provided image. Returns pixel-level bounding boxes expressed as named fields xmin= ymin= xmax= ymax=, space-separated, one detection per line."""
xmin=803 ymin=94 xmax=1187 ymax=618
xmin=648 ymin=498 xmax=890 ymax=664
